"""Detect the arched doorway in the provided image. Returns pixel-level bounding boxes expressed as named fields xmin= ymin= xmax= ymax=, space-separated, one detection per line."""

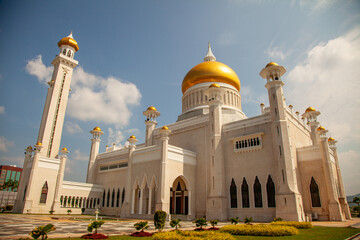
xmin=170 ymin=176 xmax=189 ymax=215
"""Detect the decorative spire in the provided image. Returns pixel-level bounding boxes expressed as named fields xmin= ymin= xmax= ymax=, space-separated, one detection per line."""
xmin=68 ymin=32 xmax=74 ymax=39
xmin=204 ymin=42 xmax=216 ymax=62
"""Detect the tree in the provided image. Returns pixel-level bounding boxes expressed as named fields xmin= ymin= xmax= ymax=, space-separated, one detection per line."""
xmin=87 ymin=220 xmax=105 ymax=234
xmin=353 ymin=197 xmax=360 ymax=208
xmin=154 ymin=210 xmax=167 ymax=232
xmin=2 ymin=179 xmax=19 ymax=191
xmin=134 ymin=221 xmax=149 ymax=232
xmin=230 ymin=217 xmax=240 ymax=225
xmin=170 ymin=219 xmax=181 ymax=230
xmin=193 ymin=218 xmax=207 ymax=230
xmin=209 ymin=219 xmax=219 ymax=228
xmin=30 ymin=224 xmax=56 ymax=239
xmin=244 ymin=217 xmax=253 ymax=225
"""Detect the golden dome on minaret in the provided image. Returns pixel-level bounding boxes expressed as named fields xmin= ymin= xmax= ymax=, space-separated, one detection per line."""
xmin=58 ymin=33 xmax=79 ymax=52
xmin=129 ymin=135 xmax=136 ymax=139
xmin=181 ymin=43 xmax=240 ymax=94
xmin=265 ymin=62 xmax=279 ymax=68
xmin=147 ymin=106 xmax=157 ymax=111
xmin=93 ymin=127 xmax=102 ymax=131
xmin=305 ymin=106 xmax=316 ymax=113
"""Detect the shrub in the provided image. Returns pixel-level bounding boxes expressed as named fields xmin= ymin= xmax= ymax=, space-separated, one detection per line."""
xmin=193 ymin=218 xmax=207 ymax=230
xmin=210 ymin=219 xmax=219 ymax=227
xmin=220 ymin=224 xmax=299 ymax=236
xmin=87 ymin=220 xmax=105 ymax=234
xmin=244 ymin=217 xmax=253 ymax=225
xmin=81 ymin=208 xmax=86 ymax=214
xmin=67 ymin=209 xmax=72 ymax=215
xmin=154 ymin=210 xmax=167 ymax=232
xmin=270 ymin=221 xmax=313 ymax=229
xmin=153 ymin=230 xmax=235 ymax=240
xmin=49 ymin=210 xmax=55 ymax=215
xmin=5 ymin=205 xmax=13 ymax=212
xmin=230 ymin=217 xmax=240 ymax=225
xmin=273 ymin=217 xmax=283 ymax=222
xmin=134 ymin=221 xmax=149 ymax=232
xmin=29 ymin=224 xmax=56 ymax=239
xmin=81 ymin=233 xmax=108 ymax=239
xmin=170 ymin=219 xmax=182 ymax=230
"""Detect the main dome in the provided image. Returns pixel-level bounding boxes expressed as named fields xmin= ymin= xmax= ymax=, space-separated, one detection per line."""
xmin=182 ymin=61 xmax=240 ymax=94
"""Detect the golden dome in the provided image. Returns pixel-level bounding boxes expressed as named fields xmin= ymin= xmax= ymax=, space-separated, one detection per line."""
xmin=182 ymin=61 xmax=240 ymax=94
xmin=27 ymin=146 xmax=33 ymax=150
xmin=305 ymin=107 xmax=316 ymax=113
xmin=129 ymin=135 xmax=136 ymax=139
xmin=58 ymin=33 xmax=79 ymax=52
xmin=260 ymin=103 xmax=264 ymax=106
xmin=93 ymin=127 xmax=102 ymax=131
xmin=147 ymin=106 xmax=157 ymax=111
xmin=36 ymin=142 xmax=42 ymax=146
xmin=265 ymin=62 xmax=279 ymax=68
xmin=328 ymin=137 xmax=335 ymax=142
xmin=317 ymin=126 xmax=326 ymax=131
xmin=295 ymin=111 xmax=299 ymax=114
xmin=162 ymin=126 xmax=169 ymax=130
xmin=62 ymin=147 xmax=68 ymax=151
xmin=289 ymin=104 xmax=293 ymax=108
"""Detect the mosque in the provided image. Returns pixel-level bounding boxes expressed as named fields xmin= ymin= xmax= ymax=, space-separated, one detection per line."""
xmin=13 ymin=33 xmax=351 ymax=222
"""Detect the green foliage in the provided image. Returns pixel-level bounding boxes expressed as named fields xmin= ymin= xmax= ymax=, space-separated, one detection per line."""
xmin=87 ymin=220 xmax=105 ymax=234
xmin=134 ymin=221 xmax=149 ymax=232
xmin=230 ymin=217 xmax=240 ymax=225
xmin=220 ymin=224 xmax=299 ymax=236
xmin=49 ymin=210 xmax=54 ymax=215
xmin=153 ymin=210 xmax=167 ymax=231
xmin=153 ymin=230 xmax=235 ymax=240
xmin=30 ymin=224 xmax=56 ymax=239
xmin=270 ymin=221 xmax=313 ymax=229
xmin=170 ymin=219 xmax=182 ymax=230
xmin=5 ymin=205 xmax=13 ymax=212
xmin=67 ymin=209 xmax=72 ymax=215
xmin=1 ymin=179 xmax=19 ymax=191
xmin=273 ymin=217 xmax=283 ymax=222
xmin=209 ymin=219 xmax=219 ymax=228
xmin=193 ymin=218 xmax=207 ymax=229
xmin=244 ymin=217 xmax=253 ymax=225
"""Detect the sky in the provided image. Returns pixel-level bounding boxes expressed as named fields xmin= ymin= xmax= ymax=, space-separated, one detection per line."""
xmin=0 ymin=0 xmax=359 ymax=195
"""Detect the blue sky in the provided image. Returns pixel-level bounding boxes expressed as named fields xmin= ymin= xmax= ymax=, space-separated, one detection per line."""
xmin=0 ymin=0 xmax=359 ymax=195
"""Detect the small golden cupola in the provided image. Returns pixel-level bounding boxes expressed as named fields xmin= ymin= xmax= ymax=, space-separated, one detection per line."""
xmin=58 ymin=32 xmax=79 ymax=52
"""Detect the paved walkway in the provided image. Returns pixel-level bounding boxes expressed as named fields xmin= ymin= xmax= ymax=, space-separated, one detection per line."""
xmin=0 ymin=214 xmax=359 ymax=239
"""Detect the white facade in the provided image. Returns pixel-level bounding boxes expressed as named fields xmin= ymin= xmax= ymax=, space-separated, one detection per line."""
xmin=14 ymin=36 xmax=351 ymax=222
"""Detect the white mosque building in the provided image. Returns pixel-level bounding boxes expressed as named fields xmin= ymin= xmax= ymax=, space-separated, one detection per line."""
xmin=13 ymin=33 xmax=351 ymax=222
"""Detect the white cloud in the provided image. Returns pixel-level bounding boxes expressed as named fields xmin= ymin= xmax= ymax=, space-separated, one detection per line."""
xmin=0 ymin=136 xmax=14 ymax=152
xmin=338 ymin=150 xmax=360 ymax=195
xmin=126 ymin=128 xmax=140 ymax=135
xmin=265 ymin=47 xmax=287 ymax=60
xmin=71 ymin=149 xmax=88 ymax=162
xmin=25 ymin=57 xmax=142 ymax=126
xmin=65 ymin=121 xmax=83 ymax=134
xmin=0 ymin=155 xmax=24 ymax=166
xmin=286 ymin=27 xmax=360 ymax=145
xmin=25 ymin=55 xmax=53 ymax=84
xmin=0 ymin=106 xmax=4 ymax=114
xmin=107 ymin=127 xmax=125 ymax=146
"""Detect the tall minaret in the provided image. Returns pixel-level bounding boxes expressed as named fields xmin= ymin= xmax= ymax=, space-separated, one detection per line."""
xmin=143 ymin=106 xmax=160 ymax=146
xmin=87 ymin=127 xmax=104 ymax=183
xmin=260 ymin=62 xmax=305 ymax=221
xmin=37 ymin=33 xmax=79 ymax=158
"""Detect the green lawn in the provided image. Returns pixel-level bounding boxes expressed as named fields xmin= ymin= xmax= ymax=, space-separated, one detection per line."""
xmin=52 ymin=226 xmax=359 ymax=240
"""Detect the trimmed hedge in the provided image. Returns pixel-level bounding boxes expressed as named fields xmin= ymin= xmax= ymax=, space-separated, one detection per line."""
xmin=270 ymin=221 xmax=313 ymax=229
xmin=153 ymin=230 xmax=235 ymax=240
xmin=220 ymin=224 xmax=299 ymax=236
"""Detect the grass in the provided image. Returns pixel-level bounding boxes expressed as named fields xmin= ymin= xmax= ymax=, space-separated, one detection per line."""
xmin=51 ymin=226 xmax=360 ymax=240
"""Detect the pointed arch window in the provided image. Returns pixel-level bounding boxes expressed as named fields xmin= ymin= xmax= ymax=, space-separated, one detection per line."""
xmin=121 ymin=188 xmax=125 ymax=204
xmin=310 ymin=177 xmax=321 ymax=207
xmin=39 ymin=181 xmax=48 ymax=203
xmin=230 ymin=178 xmax=238 ymax=208
xmin=102 ymin=190 xmax=105 ymax=207
xmin=116 ymin=188 xmax=120 ymax=207
xmin=111 ymin=189 xmax=115 ymax=207
xmin=266 ymin=175 xmax=276 ymax=208
xmin=254 ymin=176 xmax=263 ymax=208
xmin=241 ymin=178 xmax=250 ymax=208
xmin=107 ymin=189 xmax=110 ymax=207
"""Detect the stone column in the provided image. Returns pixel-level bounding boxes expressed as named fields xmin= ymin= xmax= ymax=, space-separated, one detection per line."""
xmin=51 ymin=148 xmax=68 ymax=212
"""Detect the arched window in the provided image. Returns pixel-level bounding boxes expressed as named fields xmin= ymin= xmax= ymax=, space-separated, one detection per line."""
xmin=111 ymin=189 xmax=115 ymax=207
xmin=67 ymin=50 xmax=71 ymax=57
xmin=60 ymin=195 xmax=63 ymax=207
xmin=241 ymin=178 xmax=250 ymax=208
xmin=116 ymin=188 xmax=120 ymax=207
xmin=62 ymin=49 xmax=66 ymax=55
xmin=266 ymin=175 xmax=276 ymax=207
xmin=102 ymin=190 xmax=105 ymax=207
xmin=310 ymin=177 xmax=321 ymax=207
xmin=122 ymin=188 xmax=125 ymax=204
xmin=107 ymin=189 xmax=110 ymax=207
xmin=39 ymin=182 xmax=48 ymax=203
xmin=230 ymin=178 xmax=237 ymax=208
xmin=254 ymin=176 xmax=263 ymax=208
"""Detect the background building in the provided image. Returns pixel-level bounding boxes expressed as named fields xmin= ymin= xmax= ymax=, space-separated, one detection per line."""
xmin=0 ymin=165 xmax=22 ymax=208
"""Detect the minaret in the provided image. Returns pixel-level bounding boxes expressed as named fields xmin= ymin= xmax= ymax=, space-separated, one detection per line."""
xmin=302 ymin=107 xmax=320 ymax=145
xmin=126 ymin=135 xmax=138 ymax=215
xmin=260 ymin=62 xmax=305 ymax=221
xmin=143 ymin=106 xmax=160 ymax=146
xmin=37 ymin=33 xmax=79 ymax=158
xmin=205 ymin=83 xmax=227 ymax=221
xmin=87 ymin=127 xmax=104 ymax=183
